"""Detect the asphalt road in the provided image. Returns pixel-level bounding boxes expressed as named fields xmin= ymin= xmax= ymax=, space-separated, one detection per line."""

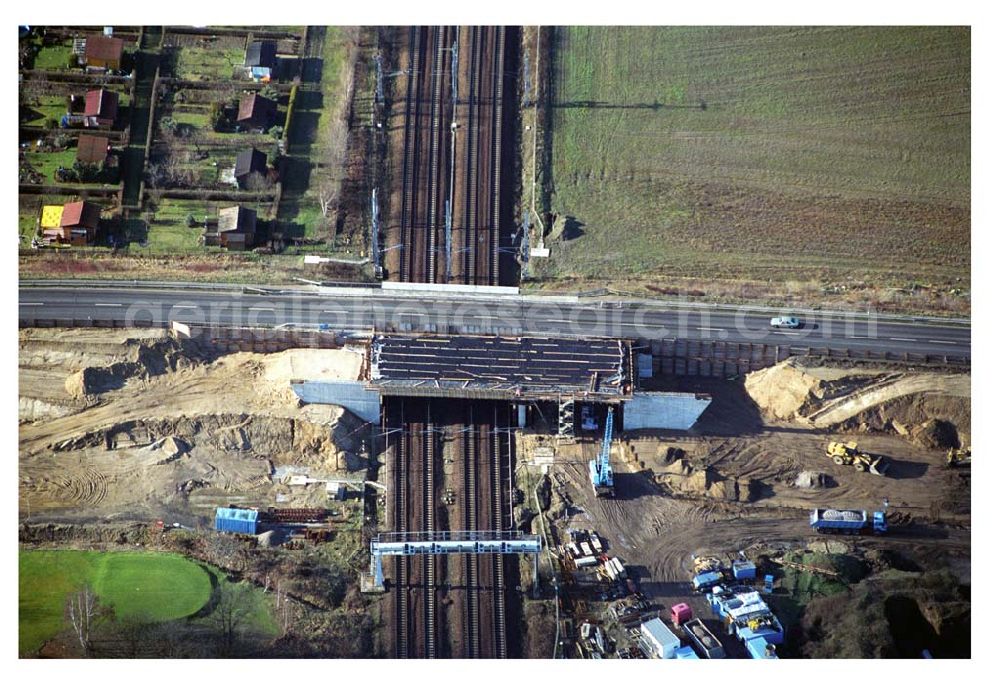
xmin=18 ymin=284 xmax=971 ymax=359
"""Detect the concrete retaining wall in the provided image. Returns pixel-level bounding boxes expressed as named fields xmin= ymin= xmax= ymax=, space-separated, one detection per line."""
xmin=290 ymin=380 xmax=380 ymax=423
xmin=648 ymin=338 xmax=969 ymax=377
xmin=622 ymin=392 xmax=712 ymax=431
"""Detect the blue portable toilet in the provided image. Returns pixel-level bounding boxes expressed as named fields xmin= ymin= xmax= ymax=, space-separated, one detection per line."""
xmin=763 ymin=574 xmax=774 ymax=594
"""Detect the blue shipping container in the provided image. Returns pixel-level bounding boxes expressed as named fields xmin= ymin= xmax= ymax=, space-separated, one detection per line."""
xmin=215 ymin=507 xmax=259 ymax=535
xmin=692 ymin=570 xmax=724 ymax=591
xmin=732 ymin=560 xmax=756 ymax=581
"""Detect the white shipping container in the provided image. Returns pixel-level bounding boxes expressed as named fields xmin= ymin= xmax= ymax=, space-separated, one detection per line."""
xmin=574 ymin=556 xmax=599 ymax=568
xmin=580 ymin=542 xmax=594 ymax=557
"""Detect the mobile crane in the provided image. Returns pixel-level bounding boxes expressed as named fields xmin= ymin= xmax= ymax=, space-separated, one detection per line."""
xmin=589 ymin=407 xmax=615 ymax=497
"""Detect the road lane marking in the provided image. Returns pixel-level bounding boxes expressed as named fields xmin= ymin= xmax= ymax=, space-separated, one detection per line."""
xmin=19 ymin=302 xmax=43 ymax=306
xmin=697 ymin=327 xmax=724 ymax=332
xmin=173 ymin=305 xmax=198 ymax=309
xmin=248 ymin=306 xmax=275 ymax=311
xmin=847 ymin=335 xmax=874 ymax=339
xmin=889 ymin=337 xmax=916 ymax=342
xmin=322 ymin=310 xmax=346 ymax=314
xmin=928 ymin=340 xmax=958 ymax=345
xmin=94 ymin=303 xmax=122 ymax=307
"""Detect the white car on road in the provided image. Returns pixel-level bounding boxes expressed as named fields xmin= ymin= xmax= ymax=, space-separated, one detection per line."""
xmin=770 ymin=316 xmax=803 ymax=329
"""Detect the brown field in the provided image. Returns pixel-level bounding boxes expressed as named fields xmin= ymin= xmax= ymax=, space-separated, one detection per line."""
xmin=535 ymin=26 xmax=970 ymax=315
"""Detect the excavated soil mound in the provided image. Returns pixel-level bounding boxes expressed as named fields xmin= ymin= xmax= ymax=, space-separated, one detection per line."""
xmin=64 ymin=336 xmax=203 ymax=398
xmin=745 ymin=358 xmax=970 ymax=446
xmin=793 ymin=471 xmax=830 ymax=489
xmin=911 ymin=419 xmax=961 ymax=450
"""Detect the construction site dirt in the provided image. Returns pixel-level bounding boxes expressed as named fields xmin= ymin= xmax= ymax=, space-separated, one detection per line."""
xmin=18 ymin=328 xmax=371 ymax=527
xmin=384 ymin=26 xmax=519 ymax=286
xmin=18 ymin=328 xmax=971 ymax=658
xmin=523 ymin=368 xmax=970 ymax=657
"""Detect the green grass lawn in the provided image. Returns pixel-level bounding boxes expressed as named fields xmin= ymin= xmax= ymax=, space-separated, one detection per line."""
xmin=19 ymin=205 xmax=40 ymax=245
xmin=171 ymin=109 xmax=212 ymax=128
xmin=541 ymin=26 xmax=970 ymax=303
xmin=280 ymin=27 xmax=348 ymax=244
xmin=143 ymin=199 xmax=210 ymax=252
xmin=141 ymin=198 xmax=274 ymax=253
xmin=21 ymin=95 xmax=67 ymax=127
xmin=19 ymin=550 xmax=212 ymax=655
xmin=19 ymin=550 xmax=278 ymax=656
xmin=173 ymin=46 xmax=244 ymax=81
xmin=22 ymin=149 xmax=82 ymax=184
xmin=32 ymin=41 xmax=74 ymax=70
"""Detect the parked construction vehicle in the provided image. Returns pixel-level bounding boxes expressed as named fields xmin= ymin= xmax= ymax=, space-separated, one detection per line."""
xmin=826 ymin=441 xmax=888 ymax=475
xmin=947 ymin=447 xmax=971 ymax=467
xmin=809 ymin=508 xmax=887 ymax=535
xmin=589 ymin=407 xmax=616 ymax=498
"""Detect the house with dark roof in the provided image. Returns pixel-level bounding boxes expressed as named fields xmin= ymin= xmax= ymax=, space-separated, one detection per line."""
xmin=237 ymin=93 xmax=277 ymax=131
xmin=83 ymin=89 xmax=118 ymax=128
xmin=217 ymin=205 xmax=258 ymax=251
xmin=234 ymin=148 xmax=268 ymax=188
xmin=41 ymin=200 xmax=100 ymax=246
xmin=244 ymin=40 xmax=277 ymax=82
xmin=76 ymin=134 xmax=110 ymax=166
xmin=83 ymin=34 xmax=124 ymax=70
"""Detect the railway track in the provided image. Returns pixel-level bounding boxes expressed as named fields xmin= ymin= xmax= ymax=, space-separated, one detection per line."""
xmin=463 ymin=415 xmax=481 ymax=657
xmin=422 ymin=403 xmax=437 ymax=658
xmin=490 ymin=405 xmax=508 ymax=658
xmin=392 ymin=401 xmax=410 ymax=658
xmin=388 ymin=399 xmax=514 ymax=658
xmin=389 ymin=26 xmax=515 ymax=286
xmin=398 ymin=27 xmax=422 ymax=283
xmin=462 ymin=26 xmax=482 ymax=284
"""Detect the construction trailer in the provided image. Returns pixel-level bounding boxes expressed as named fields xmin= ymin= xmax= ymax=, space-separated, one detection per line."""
xmin=639 ymin=617 xmax=681 ymax=659
xmin=214 ymin=507 xmax=259 ymax=535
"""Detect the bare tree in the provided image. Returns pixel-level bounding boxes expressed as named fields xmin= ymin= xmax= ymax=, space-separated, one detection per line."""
xmin=245 ymin=171 xmax=273 ymax=193
xmin=212 ymin=583 xmax=253 ymax=657
xmin=318 ymin=188 xmax=336 ymax=218
xmin=65 ymin=586 xmax=110 ymax=656
xmin=115 ymin=612 xmax=155 ymax=658
xmin=273 ymin=579 xmax=294 ymax=637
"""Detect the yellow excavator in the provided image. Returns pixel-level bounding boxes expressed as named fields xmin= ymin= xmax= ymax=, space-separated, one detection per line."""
xmin=946 ymin=448 xmax=971 ymax=468
xmin=826 ymin=441 xmax=889 ymax=476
